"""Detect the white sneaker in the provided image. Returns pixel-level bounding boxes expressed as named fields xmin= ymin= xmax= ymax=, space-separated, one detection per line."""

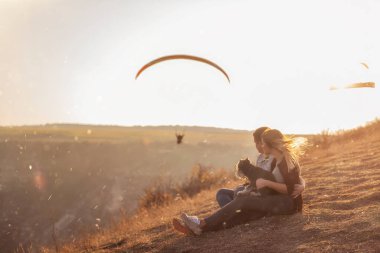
xmin=180 ymin=213 xmax=202 ymax=235
xmin=187 ymin=214 xmax=200 ymax=225
xmin=172 ymin=218 xmax=194 ymax=235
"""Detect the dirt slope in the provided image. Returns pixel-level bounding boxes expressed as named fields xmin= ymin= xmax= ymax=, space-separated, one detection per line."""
xmin=46 ymin=131 xmax=380 ymax=253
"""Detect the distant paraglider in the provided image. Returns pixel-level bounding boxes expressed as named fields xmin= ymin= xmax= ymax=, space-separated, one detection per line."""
xmin=175 ymin=132 xmax=185 ymax=144
xmin=330 ymin=82 xmax=375 ymax=90
xmin=345 ymin=82 xmax=375 ymax=89
xmin=135 ymin=54 xmax=230 ymax=83
xmin=329 ymin=62 xmax=375 ymax=90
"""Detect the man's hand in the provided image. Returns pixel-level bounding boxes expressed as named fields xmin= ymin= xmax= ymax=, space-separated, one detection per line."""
xmin=236 ymin=184 xmax=253 ymax=197
xmin=256 ymin=178 xmax=269 ymax=189
xmin=236 ymin=189 xmax=251 ymax=197
xmin=291 ymin=184 xmax=305 ymax=198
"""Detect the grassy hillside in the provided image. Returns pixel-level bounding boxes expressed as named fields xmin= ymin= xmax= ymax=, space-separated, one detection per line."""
xmin=0 ymin=124 xmax=259 ymax=252
xmin=38 ymin=120 xmax=380 ymax=253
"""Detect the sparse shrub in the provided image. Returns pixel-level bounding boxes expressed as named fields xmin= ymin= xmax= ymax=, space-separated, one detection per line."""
xmin=320 ymin=129 xmax=332 ymax=149
xmin=315 ymin=118 xmax=380 ymax=149
xmin=179 ymin=164 xmax=229 ymax=198
xmin=138 ymin=164 xmax=231 ymax=210
xmin=311 ymin=118 xmax=380 ymax=150
xmin=312 ymin=129 xmax=332 ymax=149
xmin=138 ymin=178 xmax=177 ymax=209
xmin=335 ymin=118 xmax=380 ymax=142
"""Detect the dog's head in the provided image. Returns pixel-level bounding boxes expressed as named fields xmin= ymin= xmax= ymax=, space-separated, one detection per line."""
xmin=235 ymin=158 xmax=253 ymax=179
xmin=236 ymin=158 xmax=264 ymax=184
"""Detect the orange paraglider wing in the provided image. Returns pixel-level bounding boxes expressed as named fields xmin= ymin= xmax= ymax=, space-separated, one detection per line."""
xmin=345 ymin=82 xmax=375 ymax=89
xmin=330 ymin=82 xmax=376 ymax=90
xmin=135 ymin=54 xmax=230 ymax=83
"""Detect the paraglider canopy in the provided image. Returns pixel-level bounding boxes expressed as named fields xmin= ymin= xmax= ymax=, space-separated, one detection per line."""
xmin=135 ymin=54 xmax=230 ymax=83
xmin=330 ymin=82 xmax=375 ymax=90
xmin=345 ymin=82 xmax=375 ymax=89
xmin=175 ymin=132 xmax=185 ymax=144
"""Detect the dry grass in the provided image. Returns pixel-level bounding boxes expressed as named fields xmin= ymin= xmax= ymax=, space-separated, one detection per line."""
xmin=312 ymin=118 xmax=380 ymax=149
xmin=138 ymin=165 xmax=232 ymax=210
xmin=1 ymin=125 xmax=256 ymax=252
xmin=39 ymin=120 xmax=380 ymax=253
xmin=39 ymin=181 xmax=241 ymax=253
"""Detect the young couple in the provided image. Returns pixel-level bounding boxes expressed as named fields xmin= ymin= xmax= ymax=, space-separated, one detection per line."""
xmin=173 ymin=127 xmax=306 ymax=235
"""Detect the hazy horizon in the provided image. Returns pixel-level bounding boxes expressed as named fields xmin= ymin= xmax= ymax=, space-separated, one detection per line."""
xmin=1 ymin=119 xmax=379 ymax=135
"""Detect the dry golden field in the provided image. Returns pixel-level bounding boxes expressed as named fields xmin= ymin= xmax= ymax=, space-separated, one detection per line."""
xmin=36 ymin=120 xmax=380 ymax=253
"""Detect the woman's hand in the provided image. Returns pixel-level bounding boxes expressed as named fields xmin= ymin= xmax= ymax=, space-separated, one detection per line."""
xmin=256 ymin=178 xmax=269 ymax=189
xmin=291 ymin=184 xmax=305 ymax=198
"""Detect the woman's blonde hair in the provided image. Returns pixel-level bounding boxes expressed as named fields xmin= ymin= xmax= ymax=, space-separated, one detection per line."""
xmin=261 ymin=129 xmax=306 ymax=171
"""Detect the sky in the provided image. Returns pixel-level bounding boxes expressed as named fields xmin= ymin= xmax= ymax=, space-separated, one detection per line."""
xmin=0 ymin=0 xmax=379 ymax=134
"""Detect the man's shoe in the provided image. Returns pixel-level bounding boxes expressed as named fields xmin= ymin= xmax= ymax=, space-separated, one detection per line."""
xmin=180 ymin=213 xmax=202 ymax=235
xmin=172 ymin=218 xmax=194 ymax=235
